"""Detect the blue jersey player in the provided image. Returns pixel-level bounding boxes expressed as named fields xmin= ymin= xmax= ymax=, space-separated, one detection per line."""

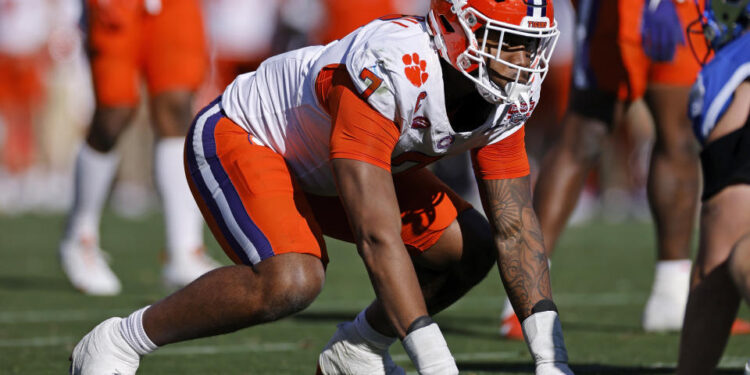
xmin=678 ymin=0 xmax=750 ymax=373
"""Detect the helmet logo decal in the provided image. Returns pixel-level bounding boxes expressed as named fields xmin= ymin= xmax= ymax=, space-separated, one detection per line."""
xmin=403 ymin=53 xmax=429 ymax=87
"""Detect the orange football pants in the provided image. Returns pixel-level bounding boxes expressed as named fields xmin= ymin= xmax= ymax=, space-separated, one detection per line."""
xmin=184 ymin=99 xmax=472 ymax=266
xmin=582 ymin=0 xmax=707 ymax=101
xmin=87 ymin=0 xmax=207 ymax=106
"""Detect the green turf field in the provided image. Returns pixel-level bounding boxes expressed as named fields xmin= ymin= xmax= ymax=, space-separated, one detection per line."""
xmin=1 ymin=213 xmax=748 ymax=374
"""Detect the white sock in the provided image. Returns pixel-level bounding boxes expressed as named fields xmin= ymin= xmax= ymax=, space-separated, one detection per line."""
xmin=353 ymin=309 xmax=396 ymax=351
xmin=65 ymin=142 xmax=119 ymax=241
xmin=402 ymin=322 xmax=458 ymax=375
xmin=521 ymin=311 xmax=569 ymax=366
xmin=119 ymin=306 xmax=158 ymax=356
xmin=652 ymin=259 xmax=691 ymax=297
xmin=154 ymin=138 xmax=203 ymax=260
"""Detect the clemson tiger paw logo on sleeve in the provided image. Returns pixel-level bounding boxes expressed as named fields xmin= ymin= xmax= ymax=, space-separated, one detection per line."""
xmin=402 ymin=53 xmax=429 ymax=87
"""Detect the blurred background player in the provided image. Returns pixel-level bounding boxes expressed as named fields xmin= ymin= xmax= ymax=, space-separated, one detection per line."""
xmin=0 ymin=0 xmax=86 ymax=214
xmin=59 ymin=0 xmax=219 ymax=296
xmin=501 ymin=0 xmax=711 ymax=337
xmin=0 ymin=0 xmax=50 ymax=212
xmin=199 ymin=0 xmax=282 ymax=99
xmin=677 ymin=0 xmax=750 ymax=372
xmin=315 ymin=0 xmax=400 ymax=43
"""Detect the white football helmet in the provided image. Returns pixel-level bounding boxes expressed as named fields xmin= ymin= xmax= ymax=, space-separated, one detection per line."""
xmin=428 ymin=0 xmax=559 ymax=108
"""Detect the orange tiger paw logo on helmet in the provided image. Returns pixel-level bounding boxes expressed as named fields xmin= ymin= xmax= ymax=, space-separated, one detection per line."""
xmin=403 ymin=53 xmax=429 ymax=87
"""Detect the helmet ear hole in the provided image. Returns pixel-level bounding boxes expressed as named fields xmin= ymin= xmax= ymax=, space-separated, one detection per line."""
xmin=439 ymin=14 xmax=455 ymax=33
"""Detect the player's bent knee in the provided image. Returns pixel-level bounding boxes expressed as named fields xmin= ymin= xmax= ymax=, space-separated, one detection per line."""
xmin=568 ymin=120 xmax=607 ymax=164
xmin=655 ymin=134 xmax=699 ymax=161
xmin=151 ymin=90 xmax=194 ymax=138
xmin=256 ymin=253 xmax=325 ymax=321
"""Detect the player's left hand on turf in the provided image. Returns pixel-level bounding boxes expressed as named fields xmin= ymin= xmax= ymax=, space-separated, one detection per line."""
xmin=536 ymin=362 xmax=574 ymax=375
xmin=641 ymin=0 xmax=685 ymax=62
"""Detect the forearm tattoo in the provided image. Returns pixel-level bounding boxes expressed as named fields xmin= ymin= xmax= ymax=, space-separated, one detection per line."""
xmin=478 ymin=176 xmax=552 ymax=319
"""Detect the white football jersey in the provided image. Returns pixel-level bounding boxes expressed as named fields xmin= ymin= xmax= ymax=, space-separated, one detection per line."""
xmin=221 ymin=16 xmax=540 ymax=196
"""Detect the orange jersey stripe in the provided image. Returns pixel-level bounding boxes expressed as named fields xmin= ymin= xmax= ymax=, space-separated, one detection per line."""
xmin=316 ymin=65 xmax=400 ymax=171
xmin=471 ymin=127 xmax=530 ymax=180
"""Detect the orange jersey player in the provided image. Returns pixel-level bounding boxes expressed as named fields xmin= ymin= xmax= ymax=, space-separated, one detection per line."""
xmin=70 ymin=1 xmax=574 ymax=374
xmin=576 ymin=0 xmax=707 ymax=102
xmin=0 ymin=0 xmax=52 ymax=177
xmin=59 ymin=0 xmax=219 ymax=296
xmin=87 ymin=0 xmax=207 ymax=108
xmin=317 ymin=0 xmax=400 ymax=43
xmin=200 ymin=0 xmax=281 ymax=95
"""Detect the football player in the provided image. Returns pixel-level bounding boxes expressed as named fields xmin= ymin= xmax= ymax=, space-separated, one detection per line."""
xmin=677 ymin=0 xmax=750 ymax=372
xmin=0 ymin=0 xmax=53 ymax=210
xmin=316 ymin=0 xmax=401 ymax=43
xmin=70 ymin=1 xmax=573 ymax=374
xmin=500 ymin=0 xmax=709 ymax=335
xmin=58 ymin=0 xmax=219 ymax=295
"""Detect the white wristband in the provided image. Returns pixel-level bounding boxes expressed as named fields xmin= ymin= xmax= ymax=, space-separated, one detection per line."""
xmin=521 ymin=311 xmax=569 ymax=366
xmin=402 ymin=323 xmax=458 ymax=375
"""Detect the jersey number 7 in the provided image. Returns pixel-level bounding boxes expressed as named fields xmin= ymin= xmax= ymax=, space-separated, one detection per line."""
xmin=359 ymin=68 xmax=383 ymax=100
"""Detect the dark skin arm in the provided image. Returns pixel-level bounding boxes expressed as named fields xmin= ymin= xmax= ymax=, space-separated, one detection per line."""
xmin=332 ymin=158 xmax=428 ymax=338
xmin=477 ymin=174 xmax=553 ymax=320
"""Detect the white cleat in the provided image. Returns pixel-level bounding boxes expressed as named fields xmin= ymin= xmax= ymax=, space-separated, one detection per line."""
xmin=317 ymin=321 xmax=405 ymax=375
xmin=70 ymin=318 xmax=140 ymax=375
xmin=162 ymin=247 xmax=221 ymax=289
xmin=642 ymin=287 xmax=688 ymax=332
xmin=642 ymin=296 xmax=686 ymax=332
xmin=744 ymin=359 xmax=750 ymax=375
xmin=642 ymin=264 xmax=690 ymax=332
xmin=60 ymin=236 xmax=121 ymax=296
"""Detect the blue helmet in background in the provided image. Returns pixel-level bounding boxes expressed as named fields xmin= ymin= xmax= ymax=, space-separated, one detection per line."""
xmin=702 ymin=0 xmax=750 ymax=49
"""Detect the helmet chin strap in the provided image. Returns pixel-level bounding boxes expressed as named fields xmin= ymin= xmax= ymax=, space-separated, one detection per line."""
xmin=475 ymin=66 xmax=533 ymax=112
xmin=504 ymin=82 xmax=533 ymax=114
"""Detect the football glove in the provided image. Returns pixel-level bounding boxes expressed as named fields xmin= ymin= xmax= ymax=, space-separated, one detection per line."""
xmin=641 ymin=0 xmax=685 ymax=62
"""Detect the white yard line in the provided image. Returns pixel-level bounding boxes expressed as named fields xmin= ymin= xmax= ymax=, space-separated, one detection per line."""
xmin=718 ymin=356 xmax=750 ymax=367
xmin=0 ymin=291 xmax=652 ymax=325
xmin=392 ymin=351 xmax=521 ymax=363
xmin=0 ymin=335 xmax=745 ymax=371
xmin=0 ymin=336 xmax=74 ymax=347
xmin=0 ymin=309 xmax=131 ymax=324
xmin=153 ymin=342 xmax=300 ymax=356
xmin=303 ymin=291 xmax=648 ymax=311
xmin=0 ymin=335 xmax=519 ymax=362
xmin=0 ymin=336 xmax=301 ymax=354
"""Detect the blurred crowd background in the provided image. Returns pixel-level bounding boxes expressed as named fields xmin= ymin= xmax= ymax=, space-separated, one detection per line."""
xmin=0 ymin=0 xmax=651 ymax=223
